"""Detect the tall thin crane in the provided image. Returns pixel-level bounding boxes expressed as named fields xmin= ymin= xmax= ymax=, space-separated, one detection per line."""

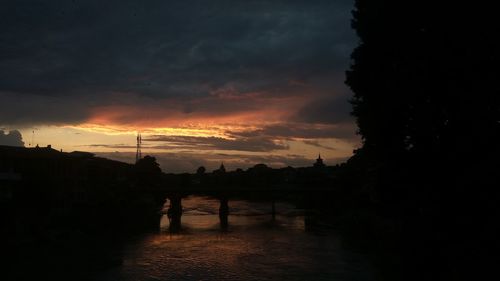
xmin=135 ymin=132 xmax=142 ymax=163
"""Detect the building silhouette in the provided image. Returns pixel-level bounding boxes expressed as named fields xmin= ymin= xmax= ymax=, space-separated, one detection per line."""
xmin=313 ymin=154 xmax=325 ymax=168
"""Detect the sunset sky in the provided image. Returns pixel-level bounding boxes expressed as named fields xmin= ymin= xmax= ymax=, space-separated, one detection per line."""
xmin=0 ymin=0 xmax=359 ymax=172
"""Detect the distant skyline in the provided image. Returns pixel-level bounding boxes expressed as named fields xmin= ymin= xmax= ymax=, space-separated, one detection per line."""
xmin=0 ymin=0 xmax=359 ymax=172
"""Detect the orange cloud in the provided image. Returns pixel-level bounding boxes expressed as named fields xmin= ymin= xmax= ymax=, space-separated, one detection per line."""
xmin=82 ymin=92 xmax=310 ymax=133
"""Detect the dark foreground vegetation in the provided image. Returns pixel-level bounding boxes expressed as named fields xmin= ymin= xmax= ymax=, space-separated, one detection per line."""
xmin=0 ymin=145 xmax=163 ymax=280
xmin=340 ymin=1 xmax=499 ymax=280
xmin=0 ymin=145 xmax=344 ymax=280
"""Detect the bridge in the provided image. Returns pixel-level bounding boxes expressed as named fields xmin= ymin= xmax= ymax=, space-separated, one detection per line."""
xmin=0 ymin=145 xmax=336 ymax=235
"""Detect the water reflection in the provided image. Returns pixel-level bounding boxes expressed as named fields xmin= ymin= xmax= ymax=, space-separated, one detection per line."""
xmin=96 ymin=196 xmax=374 ymax=281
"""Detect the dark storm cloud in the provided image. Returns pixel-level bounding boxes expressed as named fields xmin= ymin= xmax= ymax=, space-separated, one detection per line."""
xmin=293 ymin=97 xmax=354 ymax=124
xmin=0 ymin=92 xmax=92 ymax=126
xmin=0 ymin=130 xmax=24 ymax=147
xmin=0 ymin=0 xmax=355 ymax=126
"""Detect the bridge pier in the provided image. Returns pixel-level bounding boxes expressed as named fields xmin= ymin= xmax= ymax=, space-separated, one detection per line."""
xmin=271 ymin=199 xmax=276 ymax=221
xmin=219 ymin=197 xmax=229 ymax=229
xmin=167 ymin=195 xmax=182 ymax=232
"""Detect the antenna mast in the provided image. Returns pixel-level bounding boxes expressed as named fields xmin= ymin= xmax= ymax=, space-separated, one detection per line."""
xmin=29 ymin=130 xmax=35 ymax=147
xmin=135 ymin=132 xmax=142 ymax=163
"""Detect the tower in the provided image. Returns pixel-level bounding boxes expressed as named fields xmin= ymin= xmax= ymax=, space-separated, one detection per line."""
xmin=314 ymin=153 xmax=325 ymax=168
xmin=135 ymin=132 xmax=142 ymax=163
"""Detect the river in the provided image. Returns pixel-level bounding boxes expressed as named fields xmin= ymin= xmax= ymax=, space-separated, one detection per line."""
xmin=93 ymin=195 xmax=375 ymax=281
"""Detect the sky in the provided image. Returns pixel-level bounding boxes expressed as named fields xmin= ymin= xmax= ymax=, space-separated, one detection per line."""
xmin=0 ymin=0 xmax=359 ymax=172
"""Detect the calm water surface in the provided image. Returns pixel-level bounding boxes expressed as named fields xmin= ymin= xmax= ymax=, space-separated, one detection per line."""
xmin=96 ymin=196 xmax=374 ymax=281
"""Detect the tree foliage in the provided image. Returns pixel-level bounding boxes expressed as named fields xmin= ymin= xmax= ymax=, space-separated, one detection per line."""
xmin=135 ymin=155 xmax=161 ymax=186
xmin=345 ymin=1 xmax=500 ymax=277
xmin=346 ymin=0 xmax=499 ymax=209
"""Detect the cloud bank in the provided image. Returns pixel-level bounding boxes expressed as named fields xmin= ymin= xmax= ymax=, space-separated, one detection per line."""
xmin=0 ymin=130 xmax=25 ymax=147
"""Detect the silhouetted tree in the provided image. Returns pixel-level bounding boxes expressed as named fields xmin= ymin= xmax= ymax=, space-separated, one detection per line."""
xmin=135 ymin=155 xmax=161 ymax=186
xmin=196 ymin=166 xmax=206 ymax=175
xmin=346 ymin=1 xmax=499 ymax=279
xmin=346 ymin=0 xmax=499 ymax=211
